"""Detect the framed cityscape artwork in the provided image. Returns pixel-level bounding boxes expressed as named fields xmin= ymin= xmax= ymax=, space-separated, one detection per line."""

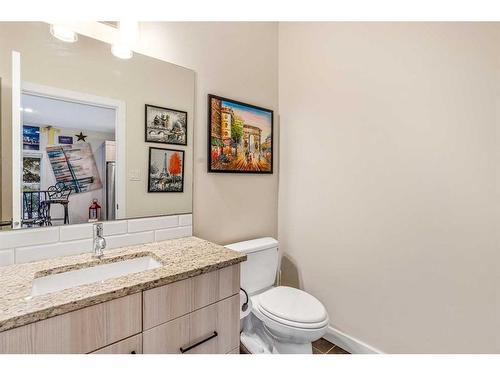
xmin=23 ymin=125 xmax=40 ymax=151
xmin=22 ymin=155 xmax=41 ymax=192
xmin=207 ymin=94 xmax=273 ymax=174
xmin=148 ymin=147 xmax=185 ymax=193
xmin=145 ymin=104 xmax=187 ymax=146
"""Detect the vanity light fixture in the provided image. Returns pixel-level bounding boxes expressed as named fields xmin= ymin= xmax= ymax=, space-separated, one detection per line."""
xmin=48 ymin=21 xmax=137 ymax=59
xmin=111 ymin=21 xmax=137 ymax=60
xmin=49 ymin=24 xmax=78 ymax=43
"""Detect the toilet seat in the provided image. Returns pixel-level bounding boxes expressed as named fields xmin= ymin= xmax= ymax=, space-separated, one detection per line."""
xmin=252 ymin=286 xmax=329 ymax=330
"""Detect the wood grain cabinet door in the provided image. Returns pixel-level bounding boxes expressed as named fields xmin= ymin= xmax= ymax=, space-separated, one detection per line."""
xmin=0 ymin=293 xmax=142 ymax=354
xmin=217 ymin=264 xmax=240 ymax=301
xmin=143 ymin=278 xmax=192 ymax=330
xmin=91 ymin=334 xmax=143 ymax=354
xmin=143 ymin=265 xmax=240 ymax=331
xmin=142 ymin=314 xmax=190 ymax=354
xmin=142 ymin=295 xmax=240 ymax=354
xmin=215 ymin=294 xmax=240 ymax=354
xmin=192 ymin=271 xmax=219 ymax=311
xmin=186 ymin=303 xmax=218 ymax=354
xmin=183 ymin=295 xmax=240 ymax=355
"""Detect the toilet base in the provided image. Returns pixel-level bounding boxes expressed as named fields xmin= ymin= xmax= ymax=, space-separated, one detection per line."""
xmin=240 ymin=313 xmax=315 ymax=354
xmin=240 ymin=331 xmax=271 ymax=354
xmin=273 ymin=340 xmax=312 ymax=354
xmin=240 ymin=331 xmax=313 ymax=354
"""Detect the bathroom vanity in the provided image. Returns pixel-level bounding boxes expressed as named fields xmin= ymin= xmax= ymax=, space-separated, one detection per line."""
xmin=0 ymin=237 xmax=245 ymax=354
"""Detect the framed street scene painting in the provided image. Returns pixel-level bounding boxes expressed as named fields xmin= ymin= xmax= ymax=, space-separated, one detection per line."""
xmin=208 ymin=94 xmax=273 ymax=174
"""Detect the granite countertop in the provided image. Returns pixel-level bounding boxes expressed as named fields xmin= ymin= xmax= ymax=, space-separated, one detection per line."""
xmin=0 ymin=236 xmax=246 ymax=333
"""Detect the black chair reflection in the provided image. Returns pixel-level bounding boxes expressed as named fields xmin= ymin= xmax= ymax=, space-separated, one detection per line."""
xmin=22 ymin=190 xmax=48 ymax=227
xmin=39 ymin=182 xmax=72 ymax=226
xmin=23 ymin=186 xmax=73 ymax=227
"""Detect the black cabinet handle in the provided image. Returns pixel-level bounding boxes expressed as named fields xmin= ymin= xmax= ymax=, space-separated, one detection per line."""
xmin=180 ymin=331 xmax=218 ymax=353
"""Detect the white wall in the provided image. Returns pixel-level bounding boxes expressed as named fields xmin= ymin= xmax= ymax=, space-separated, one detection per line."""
xmin=137 ymin=22 xmax=279 ymax=245
xmin=278 ymin=22 xmax=499 ymax=353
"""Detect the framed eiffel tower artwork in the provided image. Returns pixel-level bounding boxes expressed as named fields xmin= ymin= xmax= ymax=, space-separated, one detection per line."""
xmin=148 ymin=147 xmax=185 ymax=193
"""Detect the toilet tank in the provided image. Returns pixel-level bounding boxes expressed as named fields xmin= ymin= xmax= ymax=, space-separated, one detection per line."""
xmin=225 ymin=237 xmax=279 ymax=295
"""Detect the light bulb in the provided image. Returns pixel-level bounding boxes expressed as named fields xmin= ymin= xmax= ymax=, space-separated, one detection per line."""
xmin=110 ymin=21 xmax=137 ymax=59
xmin=50 ymin=24 xmax=78 ymax=43
xmin=111 ymin=43 xmax=133 ymax=59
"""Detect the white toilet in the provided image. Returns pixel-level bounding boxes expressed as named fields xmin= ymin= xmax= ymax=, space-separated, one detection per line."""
xmin=225 ymin=237 xmax=329 ymax=354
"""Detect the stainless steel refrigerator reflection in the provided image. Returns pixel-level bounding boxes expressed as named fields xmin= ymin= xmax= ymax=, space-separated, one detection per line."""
xmin=106 ymin=161 xmax=116 ymax=220
xmin=103 ymin=140 xmax=116 ymax=221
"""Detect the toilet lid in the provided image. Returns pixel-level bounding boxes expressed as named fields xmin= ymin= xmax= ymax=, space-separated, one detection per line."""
xmin=258 ymin=286 xmax=328 ymax=325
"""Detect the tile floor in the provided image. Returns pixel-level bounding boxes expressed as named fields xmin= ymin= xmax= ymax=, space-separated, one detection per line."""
xmin=240 ymin=338 xmax=350 ymax=354
xmin=312 ymin=338 xmax=350 ymax=354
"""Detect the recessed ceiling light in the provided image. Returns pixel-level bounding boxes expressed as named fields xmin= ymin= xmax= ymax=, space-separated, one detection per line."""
xmin=50 ymin=24 xmax=78 ymax=43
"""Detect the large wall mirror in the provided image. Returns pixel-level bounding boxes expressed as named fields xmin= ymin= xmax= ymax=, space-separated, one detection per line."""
xmin=0 ymin=22 xmax=194 ymax=230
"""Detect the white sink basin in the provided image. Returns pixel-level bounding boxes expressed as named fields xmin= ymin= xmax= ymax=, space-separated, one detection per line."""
xmin=31 ymin=256 xmax=162 ymax=297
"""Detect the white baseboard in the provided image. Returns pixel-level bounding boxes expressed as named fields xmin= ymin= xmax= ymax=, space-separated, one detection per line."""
xmin=323 ymin=325 xmax=383 ymax=354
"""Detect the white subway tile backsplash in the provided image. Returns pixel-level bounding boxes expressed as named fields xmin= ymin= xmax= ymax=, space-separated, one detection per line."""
xmin=0 ymin=249 xmax=15 ymax=266
xmin=59 ymin=224 xmax=93 ymax=242
xmin=0 ymin=214 xmax=192 ymax=264
xmin=127 ymin=216 xmax=179 ymax=233
xmin=106 ymin=231 xmax=155 ymax=250
xmin=0 ymin=227 xmax=58 ymax=250
xmin=16 ymin=239 xmax=93 ymax=264
xmin=155 ymin=226 xmax=192 ymax=242
xmin=178 ymin=214 xmax=192 ymax=227
xmin=103 ymin=220 xmax=128 ymax=236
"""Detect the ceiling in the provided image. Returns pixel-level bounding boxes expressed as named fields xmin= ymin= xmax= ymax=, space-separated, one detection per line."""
xmin=22 ymin=94 xmax=116 ymax=133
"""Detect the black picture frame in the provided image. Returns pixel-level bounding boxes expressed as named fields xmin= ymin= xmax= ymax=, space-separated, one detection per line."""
xmin=148 ymin=147 xmax=185 ymax=193
xmin=207 ymin=94 xmax=274 ymax=174
xmin=145 ymin=104 xmax=188 ymax=146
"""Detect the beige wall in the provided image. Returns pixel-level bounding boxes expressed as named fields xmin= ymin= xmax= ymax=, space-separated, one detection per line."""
xmin=0 ymin=22 xmax=194 ymax=221
xmin=137 ymin=22 xmax=279 ymax=244
xmin=278 ymin=22 xmax=499 ymax=353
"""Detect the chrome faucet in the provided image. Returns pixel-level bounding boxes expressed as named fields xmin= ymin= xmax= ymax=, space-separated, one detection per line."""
xmin=93 ymin=223 xmax=106 ymax=259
